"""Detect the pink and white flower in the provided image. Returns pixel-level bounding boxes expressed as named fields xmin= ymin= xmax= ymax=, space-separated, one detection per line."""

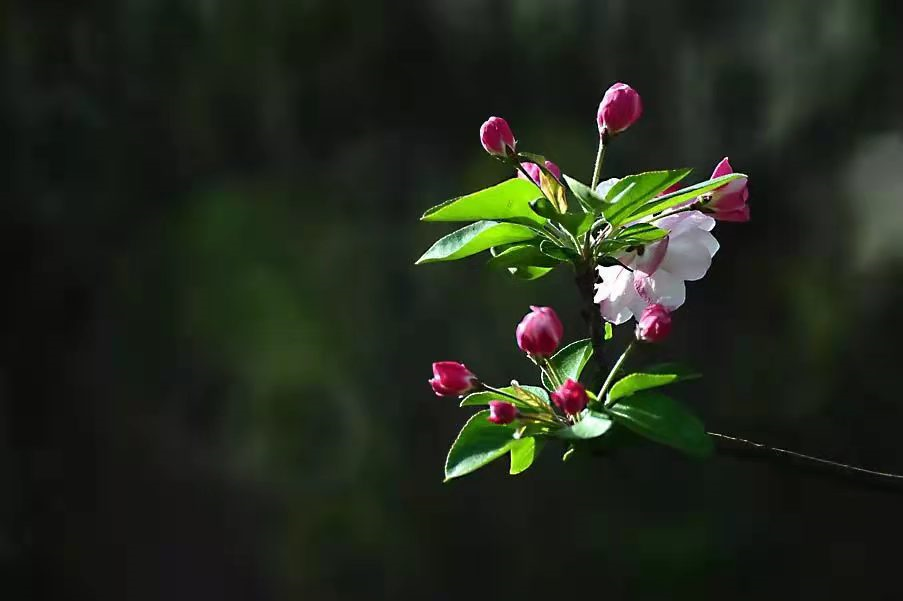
xmin=593 ymin=208 xmax=719 ymax=324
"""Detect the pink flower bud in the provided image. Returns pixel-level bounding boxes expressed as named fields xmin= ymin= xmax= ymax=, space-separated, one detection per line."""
xmin=480 ymin=116 xmax=517 ymax=157
xmin=551 ymin=378 xmax=589 ymax=416
xmin=659 ymin=182 xmax=683 ymax=196
xmin=429 ymin=361 xmax=479 ymax=397
xmin=517 ymin=160 xmax=562 ymax=186
xmin=487 ymin=400 xmax=518 ymax=425
xmin=515 ymin=305 xmax=564 ymax=357
xmin=597 ymin=82 xmax=643 ymax=136
xmin=706 ymin=157 xmax=750 ymax=222
xmin=635 ymin=304 xmax=672 ymax=343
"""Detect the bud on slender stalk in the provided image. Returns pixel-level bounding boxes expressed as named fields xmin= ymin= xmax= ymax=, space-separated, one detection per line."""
xmin=429 ymin=362 xmax=479 ymax=396
xmin=635 ymin=304 xmax=672 ymax=343
xmin=597 ymin=82 xmax=642 ymax=136
xmin=551 ymin=379 xmax=589 ymax=416
xmin=480 ymin=116 xmax=517 ymax=157
xmin=487 ymin=400 xmax=518 ymax=425
xmin=515 ymin=306 xmax=564 ymax=358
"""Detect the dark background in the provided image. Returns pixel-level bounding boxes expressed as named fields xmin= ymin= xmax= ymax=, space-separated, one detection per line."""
xmin=4 ymin=0 xmax=903 ymax=599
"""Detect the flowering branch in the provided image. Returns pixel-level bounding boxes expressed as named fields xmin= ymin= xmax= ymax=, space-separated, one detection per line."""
xmin=416 ymin=81 xmax=903 ymax=490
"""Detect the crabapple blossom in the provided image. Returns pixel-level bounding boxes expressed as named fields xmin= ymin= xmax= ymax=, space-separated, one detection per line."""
xmin=551 ymin=379 xmax=589 ymax=416
xmin=594 ymin=210 xmax=719 ymax=324
xmin=706 ymin=157 xmax=750 ymax=222
xmin=515 ymin=306 xmax=564 ymax=357
xmin=429 ymin=362 xmax=479 ymax=397
xmin=480 ymin=117 xmax=516 ymax=157
xmin=487 ymin=401 xmax=517 ymax=425
xmin=635 ymin=304 xmax=672 ymax=343
xmin=597 ymin=83 xmax=642 ymax=135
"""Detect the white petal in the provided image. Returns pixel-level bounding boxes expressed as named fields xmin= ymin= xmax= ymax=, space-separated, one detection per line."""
xmin=659 ymin=231 xmax=718 ymax=281
xmin=595 ymin=177 xmax=620 ymax=199
xmin=655 ymin=210 xmax=716 ymax=235
xmin=594 ymin=265 xmax=625 ymax=302
xmin=634 ymin=270 xmax=686 ymax=311
xmin=634 ymin=237 xmax=669 ymax=275
xmin=596 ymin=267 xmax=640 ymax=324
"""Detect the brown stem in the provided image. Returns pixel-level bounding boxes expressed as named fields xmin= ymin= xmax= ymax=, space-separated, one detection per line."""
xmin=575 ymin=263 xmax=606 ymax=388
xmin=709 ymin=432 xmax=903 ymax=493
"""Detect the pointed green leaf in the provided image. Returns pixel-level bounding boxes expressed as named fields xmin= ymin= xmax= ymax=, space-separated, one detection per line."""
xmin=607 ymin=391 xmax=713 ymax=458
xmin=607 ymin=365 xmax=701 ymax=403
xmin=612 ymin=223 xmax=669 ymax=245
xmin=509 ymin=436 xmax=542 ymax=475
xmin=555 ymin=212 xmax=596 ymax=236
xmin=445 ymin=410 xmax=519 ymax=480
xmin=563 ymin=174 xmax=608 ymax=213
xmin=602 ymin=169 xmax=693 ymax=226
xmin=416 ymin=221 xmax=539 ymax=264
xmin=486 ymin=243 xmax=559 ymax=270
xmin=541 ymin=339 xmax=593 ymax=390
xmin=460 ymin=385 xmax=549 ymax=408
xmin=539 ymin=240 xmax=575 ymax=262
xmin=421 ymin=178 xmax=544 ymax=226
xmin=553 ymin=411 xmax=613 ymax=440
xmin=507 ymin=266 xmax=554 ymax=280
xmin=623 ymin=173 xmax=747 ymax=223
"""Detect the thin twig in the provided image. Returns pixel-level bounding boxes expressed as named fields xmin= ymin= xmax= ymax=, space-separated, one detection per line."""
xmin=709 ymin=432 xmax=903 ymax=492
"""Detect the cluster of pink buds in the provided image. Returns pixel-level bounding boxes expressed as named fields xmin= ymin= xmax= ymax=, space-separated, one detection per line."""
xmin=430 ymin=300 xmax=674 ymax=427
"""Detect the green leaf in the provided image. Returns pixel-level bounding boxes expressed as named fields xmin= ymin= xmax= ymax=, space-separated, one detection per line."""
xmin=421 ymin=178 xmax=544 ymax=226
xmin=529 ymin=197 xmax=560 ymax=220
xmin=623 ymin=173 xmax=747 ymax=223
xmin=445 ymin=410 xmax=519 ymax=480
xmin=460 ymin=385 xmax=549 ymax=409
xmin=508 ymin=266 xmax=554 ymax=280
xmin=553 ymin=411 xmax=613 ymax=440
xmin=509 ymin=437 xmax=543 ymax=475
xmin=607 ymin=365 xmax=701 ymax=403
xmin=416 ymin=221 xmax=539 ymax=264
xmin=541 ymin=339 xmax=593 ymax=390
xmin=555 ymin=212 xmax=595 ymax=236
xmin=563 ymin=174 xmax=608 ymax=213
xmin=612 ymin=223 xmax=669 ymax=245
xmin=606 ymin=391 xmax=713 ymax=458
xmin=486 ymin=243 xmax=559 ymax=270
xmin=604 ymin=322 xmax=614 ymax=340
xmin=602 ymin=169 xmax=693 ymax=226
xmin=539 ymin=240 xmax=575 ymax=262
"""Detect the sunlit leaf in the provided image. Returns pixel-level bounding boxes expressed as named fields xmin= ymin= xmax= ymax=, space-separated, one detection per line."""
xmin=553 ymin=411 xmax=613 ymax=440
xmin=623 ymin=173 xmax=747 ymax=223
xmin=421 ymin=179 xmax=544 ymax=226
xmin=416 ymin=221 xmax=539 ymax=264
xmin=541 ymin=339 xmax=593 ymax=390
xmin=602 ymin=169 xmax=693 ymax=226
xmin=445 ymin=410 xmax=519 ymax=480
xmin=607 ymin=364 xmax=701 ymax=403
xmin=509 ymin=436 xmax=542 ymax=475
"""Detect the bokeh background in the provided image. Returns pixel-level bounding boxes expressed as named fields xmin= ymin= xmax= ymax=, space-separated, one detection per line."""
xmin=3 ymin=0 xmax=903 ymax=599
